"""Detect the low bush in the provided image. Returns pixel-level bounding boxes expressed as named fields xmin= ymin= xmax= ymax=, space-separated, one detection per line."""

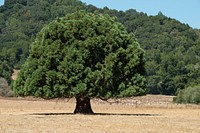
xmin=174 ymin=85 xmax=200 ymax=104
xmin=0 ymin=77 xmax=13 ymax=97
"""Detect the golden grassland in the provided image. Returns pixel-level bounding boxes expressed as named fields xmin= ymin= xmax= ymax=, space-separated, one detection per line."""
xmin=0 ymin=95 xmax=199 ymax=133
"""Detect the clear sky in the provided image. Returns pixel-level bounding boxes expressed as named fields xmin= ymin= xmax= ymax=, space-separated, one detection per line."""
xmin=80 ymin=0 xmax=200 ymax=29
xmin=0 ymin=0 xmax=199 ymax=29
xmin=0 ymin=0 xmax=3 ymax=6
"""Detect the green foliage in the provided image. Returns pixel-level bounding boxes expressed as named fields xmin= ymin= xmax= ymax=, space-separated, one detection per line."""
xmin=109 ymin=10 xmax=200 ymax=95
xmin=0 ymin=0 xmax=85 ymax=86
xmin=13 ymin=11 xmax=147 ymax=99
xmin=174 ymin=85 xmax=200 ymax=104
xmin=1 ymin=0 xmax=200 ymax=95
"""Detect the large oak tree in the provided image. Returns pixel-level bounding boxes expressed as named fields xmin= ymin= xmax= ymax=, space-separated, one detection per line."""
xmin=13 ymin=11 xmax=147 ymax=114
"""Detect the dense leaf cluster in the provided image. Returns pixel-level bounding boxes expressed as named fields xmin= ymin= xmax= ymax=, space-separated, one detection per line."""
xmin=13 ymin=11 xmax=146 ymax=98
xmin=0 ymin=0 xmax=200 ymax=96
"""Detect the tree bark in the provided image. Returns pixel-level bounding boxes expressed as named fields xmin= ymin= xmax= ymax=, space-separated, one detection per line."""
xmin=74 ymin=96 xmax=94 ymax=114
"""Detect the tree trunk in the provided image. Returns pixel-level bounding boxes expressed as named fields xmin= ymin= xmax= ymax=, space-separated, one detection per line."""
xmin=74 ymin=96 xmax=94 ymax=114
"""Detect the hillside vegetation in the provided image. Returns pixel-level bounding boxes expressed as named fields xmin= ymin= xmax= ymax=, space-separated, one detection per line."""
xmin=0 ymin=0 xmax=200 ymax=97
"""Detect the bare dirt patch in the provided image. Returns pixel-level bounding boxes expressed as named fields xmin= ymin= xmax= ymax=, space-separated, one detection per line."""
xmin=0 ymin=95 xmax=200 ymax=133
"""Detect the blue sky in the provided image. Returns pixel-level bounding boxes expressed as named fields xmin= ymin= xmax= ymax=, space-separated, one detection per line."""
xmin=81 ymin=0 xmax=200 ymax=29
xmin=0 ymin=0 xmax=2 ymax=6
xmin=0 ymin=0 xmax=199 ymax=29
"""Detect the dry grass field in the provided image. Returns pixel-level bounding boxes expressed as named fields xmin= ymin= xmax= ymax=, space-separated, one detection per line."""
xmin=0 ymin=95 xmax=200 ymax=133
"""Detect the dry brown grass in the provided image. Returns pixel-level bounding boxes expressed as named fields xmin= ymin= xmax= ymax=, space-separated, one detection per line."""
xmin=0 ymin=95 xmax=200 ymax=133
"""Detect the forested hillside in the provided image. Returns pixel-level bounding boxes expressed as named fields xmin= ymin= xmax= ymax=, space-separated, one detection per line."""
xmin=0 ymin=0 xmax=85 ymax=85
xmin=0 ymin=0 xmax=200 ymax=96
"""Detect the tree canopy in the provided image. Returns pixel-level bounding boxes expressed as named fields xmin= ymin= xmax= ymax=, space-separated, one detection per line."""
xmin=13 ymin=11 xmax=147 ymax=113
